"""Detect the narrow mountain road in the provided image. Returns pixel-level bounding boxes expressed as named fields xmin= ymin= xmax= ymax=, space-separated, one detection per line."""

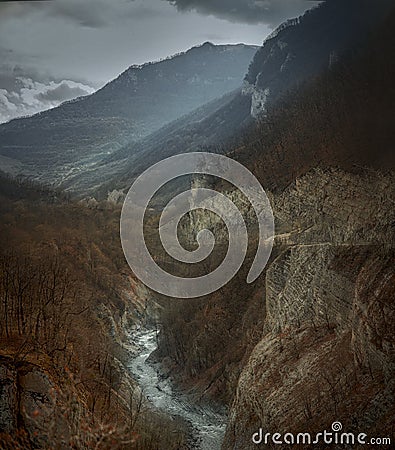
xmin=128 ymin=329 xmax=226 ymax=450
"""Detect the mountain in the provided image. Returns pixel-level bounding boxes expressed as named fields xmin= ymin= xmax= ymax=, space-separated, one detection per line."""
xmin=0 ymin=42 xmax=257 ymax=185
xmin=94 ymin=0 xmax=395 ymax=200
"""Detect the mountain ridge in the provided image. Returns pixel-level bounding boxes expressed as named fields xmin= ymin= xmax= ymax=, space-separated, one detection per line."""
xmin=0 ymin=42 xmax=258 ymax=186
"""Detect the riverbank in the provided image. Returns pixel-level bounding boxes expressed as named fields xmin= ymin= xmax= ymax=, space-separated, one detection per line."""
xmin=127 ymin=328 xmax=227 ymax=450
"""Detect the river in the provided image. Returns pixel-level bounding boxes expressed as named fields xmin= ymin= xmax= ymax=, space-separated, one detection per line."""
xmin=127 ymin=329 xmax=226 ymax=450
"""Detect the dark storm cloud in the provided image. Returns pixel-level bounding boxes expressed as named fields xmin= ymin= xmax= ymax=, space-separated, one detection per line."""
xmin=1 ymin=0 xmax=318 ymax=28
xmin=0 ymin=0 xmax=131 ymax=28
xmin=47 ymin=0 xmax=118 ymax=28
xmin=166 ymin=0 xmax=320 ymax=26
xmin=45 ymin=0 xmax=170 ymax=28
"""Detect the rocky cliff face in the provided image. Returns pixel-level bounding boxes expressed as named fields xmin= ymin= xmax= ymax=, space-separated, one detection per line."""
xmin=242 ymin=0 xmax=395 ymax=117
xmin=223 ymin=168 xmax=395 ymax=449
xmin=0 ymin=356 xmax=70 ymax=448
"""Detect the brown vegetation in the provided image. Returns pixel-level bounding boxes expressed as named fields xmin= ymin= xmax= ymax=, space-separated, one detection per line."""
xmin=0 ymin=174 xmax=187 ymax=449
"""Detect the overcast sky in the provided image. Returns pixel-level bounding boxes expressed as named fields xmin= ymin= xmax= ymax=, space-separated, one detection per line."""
xmin=0 ymin=0 xmax=317 ymax=123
